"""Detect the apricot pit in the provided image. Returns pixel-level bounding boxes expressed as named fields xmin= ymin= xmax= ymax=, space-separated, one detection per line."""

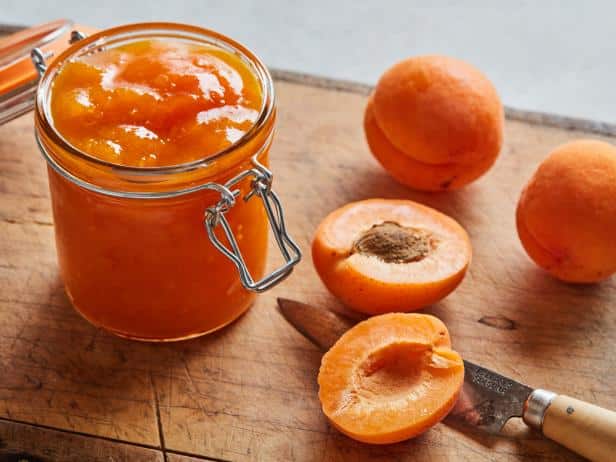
xmin=353 ymin=222 xmax=435 ymax=264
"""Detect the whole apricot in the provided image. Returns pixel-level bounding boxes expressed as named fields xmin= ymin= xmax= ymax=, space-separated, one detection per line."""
xmin=516 ymin=139 xmax=616 ymax=282
xmin=367 ymin=55 xmax=503 ymax=191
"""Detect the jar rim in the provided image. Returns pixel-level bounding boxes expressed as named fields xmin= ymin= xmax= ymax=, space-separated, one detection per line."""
xmin=35 ymin=22 xmax=275 ymax=177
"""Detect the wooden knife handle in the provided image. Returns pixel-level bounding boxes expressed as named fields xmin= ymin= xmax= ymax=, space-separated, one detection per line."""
xmin=524 ymin=390 xmax=616 ymax=462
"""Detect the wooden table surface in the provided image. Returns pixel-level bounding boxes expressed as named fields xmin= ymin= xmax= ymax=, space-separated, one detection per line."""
xmin=1 ymin=70 xmax=615 ymax=461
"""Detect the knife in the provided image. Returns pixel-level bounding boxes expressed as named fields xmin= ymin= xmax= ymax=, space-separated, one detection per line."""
xmin=277 ymin=298 xmax=616 ymax=462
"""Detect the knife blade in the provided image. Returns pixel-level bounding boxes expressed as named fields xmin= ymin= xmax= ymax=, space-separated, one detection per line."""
xmin=276 ymin=298 xmax=616 ymax=461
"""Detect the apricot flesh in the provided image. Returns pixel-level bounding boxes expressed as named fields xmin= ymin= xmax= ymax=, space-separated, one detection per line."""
xmin=366 ymin=55 xmax=503 ymax=191
xmin=516 ymin=139 xmax=616 ymax=282
xmin=312 ymin=199 xmax=471 ymax=314
xmin=318 ymin=313 xmax=464 ymax=444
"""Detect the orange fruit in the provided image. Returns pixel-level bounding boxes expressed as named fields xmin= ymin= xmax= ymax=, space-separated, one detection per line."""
xmin=318 ymin=313 xmax=464 ymax=444
xmin=312 ymin=199 xmax=471 ymax=314
xmin=517 ymin=139 xmax=616 ymax=282
xmin=366 ymin=55 xmax=503 ymax=190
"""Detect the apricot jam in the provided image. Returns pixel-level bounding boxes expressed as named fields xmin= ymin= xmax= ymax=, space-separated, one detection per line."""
xmin=50 ymin=39 xmax=262 ymax=167
xmin=33 ymin=23 xmax=291 ymax=341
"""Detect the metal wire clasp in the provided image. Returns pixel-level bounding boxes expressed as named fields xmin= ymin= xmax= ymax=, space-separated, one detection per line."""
xmin=30 ymin=30 xmax=87 ymax=77
xmin=204 ymin=158 xmax=301 ymax=293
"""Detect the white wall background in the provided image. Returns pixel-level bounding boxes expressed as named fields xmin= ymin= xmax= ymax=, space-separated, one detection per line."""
xmin=4 ymin=0 xmax=615 ymax=122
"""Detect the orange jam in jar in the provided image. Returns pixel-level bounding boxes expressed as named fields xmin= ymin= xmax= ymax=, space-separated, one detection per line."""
xmin=50 ymin=39 xmax=263 ymax=166
xmin=32 ymin=23 xmax=300 ymax=341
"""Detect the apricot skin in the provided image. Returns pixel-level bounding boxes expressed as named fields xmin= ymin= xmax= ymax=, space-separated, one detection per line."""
xmin=373 ymin=55 xmax=503 ymax=165
xmin=516 ymin=139 xmax=616 ymax=283
xmin=364 ymin=98 xmax=497 ymax=191
xmin=366 ymin=55 xmax=503 ymax=191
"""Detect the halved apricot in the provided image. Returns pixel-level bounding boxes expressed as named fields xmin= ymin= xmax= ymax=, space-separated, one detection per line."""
xmin=318 ymin=313 xmax=464 ymax=444
xmin=312 ymin=199 xmax=471 ymax=314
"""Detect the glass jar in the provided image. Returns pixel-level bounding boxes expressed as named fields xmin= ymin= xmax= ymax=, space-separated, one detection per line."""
xmin=0 ymin=22 xmax=301 ymax=341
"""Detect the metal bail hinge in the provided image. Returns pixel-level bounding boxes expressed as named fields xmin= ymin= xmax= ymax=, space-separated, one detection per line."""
xmin=30 ymin=29 xmax=87 ymax=77
xmin=204 ymin=158 xmax=301 ymax=293
xmin=30 ymin=47 xmax=50 ymax=76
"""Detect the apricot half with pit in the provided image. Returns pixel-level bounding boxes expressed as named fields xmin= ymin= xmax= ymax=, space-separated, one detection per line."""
xmin=366 ymin=55 xmax=504 ymax=191
xmin=318 ymin=313 xmax=464 ymax=444
xmin=312 ymin=199 xmax=471 ymax=314
xmin=516 ymin=139 xmax=616 ymax=282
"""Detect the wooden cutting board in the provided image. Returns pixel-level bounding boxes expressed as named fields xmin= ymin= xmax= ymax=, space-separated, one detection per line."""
xmin=0 ymin=69 xmax=615 ymax=462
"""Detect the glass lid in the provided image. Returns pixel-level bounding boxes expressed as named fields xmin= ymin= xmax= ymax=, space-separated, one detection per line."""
xmin=0 ymin=19 xmax=76 ymax=125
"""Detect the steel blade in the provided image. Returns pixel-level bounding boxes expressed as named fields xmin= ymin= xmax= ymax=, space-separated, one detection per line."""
xmin=450 ymin=360 xmax=533 ymax=434
xmin=276 ymin=298 xmax=533 ymax=435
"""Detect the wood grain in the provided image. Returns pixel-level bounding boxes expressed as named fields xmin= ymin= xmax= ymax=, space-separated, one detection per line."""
xmin=0 ymin=419 xmax=163 ymax=461
xmin=0 ymin=76 xmax=614 ymax=461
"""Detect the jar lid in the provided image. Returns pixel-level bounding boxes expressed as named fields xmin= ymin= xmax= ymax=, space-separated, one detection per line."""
xmin=0 ymin=19 xmax=82 ymax=125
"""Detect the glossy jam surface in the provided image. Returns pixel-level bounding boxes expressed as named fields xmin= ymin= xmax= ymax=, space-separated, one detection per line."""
xmin=50 ymin=39 xmax=262 ymax=166
xmin=44 ymin=37 xmax=271 ymax=340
